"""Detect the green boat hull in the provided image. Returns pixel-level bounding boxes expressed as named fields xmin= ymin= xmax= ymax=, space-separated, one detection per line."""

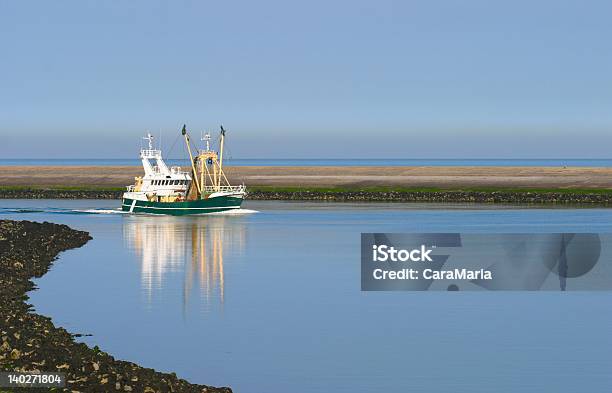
xmin=121 ymin=196 xmax=243 ymax=215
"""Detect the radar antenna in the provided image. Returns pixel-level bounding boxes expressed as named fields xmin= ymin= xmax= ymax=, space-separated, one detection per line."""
xmin=202 ymin=132 xmax=212 ymax=151
xmin=143 ymin=132 xmax=154 ymax=150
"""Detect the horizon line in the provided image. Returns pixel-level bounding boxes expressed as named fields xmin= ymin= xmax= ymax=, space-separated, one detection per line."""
xmin=1 ymin=157 xmax=612 ymax=161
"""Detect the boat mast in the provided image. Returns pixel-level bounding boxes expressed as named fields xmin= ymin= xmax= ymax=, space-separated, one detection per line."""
xmin=201 ymin=132 xmax=216 ymax=189
xmin=218 ymin=125 xmax=226 ymax=190
xmin=140 ymin=133 xmax=156 ymax=176
xmin=181 ymin=125 xmax=201 ymax=195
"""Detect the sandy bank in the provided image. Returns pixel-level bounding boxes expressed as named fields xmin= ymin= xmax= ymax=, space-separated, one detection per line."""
xmin=2 ymin=165 xmax=612 ymax=189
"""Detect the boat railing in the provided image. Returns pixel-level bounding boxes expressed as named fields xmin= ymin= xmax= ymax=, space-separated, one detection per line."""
xmin=126 ymin=185 xmax=135 ymax=192
xmin=202 ymin=185 xmax=246 ymax=193
xmin=140 ymin=149 xmax=162 ymax=159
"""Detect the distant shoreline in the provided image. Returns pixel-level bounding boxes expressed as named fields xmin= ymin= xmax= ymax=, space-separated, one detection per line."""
xmin=3 ymin=165 xmax=612 ymax=188
xmin=2 ymin=158 xmax=612 ymax=167
xmin=2 ymin=165 xmax=612 ymax=204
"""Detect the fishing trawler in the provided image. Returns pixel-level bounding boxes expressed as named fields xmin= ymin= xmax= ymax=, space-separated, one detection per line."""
xmin=121 ymin=125 xmax=246 ymax=215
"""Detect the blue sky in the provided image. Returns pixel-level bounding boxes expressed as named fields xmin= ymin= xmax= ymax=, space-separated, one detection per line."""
xmin=1 ymin=0 xmax=611 ymax=158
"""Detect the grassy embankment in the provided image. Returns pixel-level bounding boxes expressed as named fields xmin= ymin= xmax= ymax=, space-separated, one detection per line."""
xmin=247 ymin=185 xmax=612 ymax=195
xmin=3 ymin=185 xmax=612 ymax=204
xmin=0 ymin=185 xmax=124 ymax=192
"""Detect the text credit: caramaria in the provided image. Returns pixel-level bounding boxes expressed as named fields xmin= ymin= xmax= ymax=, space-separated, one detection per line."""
xmin=373 ymin=268 xmax=493 ymax=280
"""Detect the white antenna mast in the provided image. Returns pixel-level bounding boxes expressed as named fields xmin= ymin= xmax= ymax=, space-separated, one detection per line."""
xmin=202 ymin=131 xmax=211 ymax=151
xmin=143 ymin=132 xmax=154 ymax=150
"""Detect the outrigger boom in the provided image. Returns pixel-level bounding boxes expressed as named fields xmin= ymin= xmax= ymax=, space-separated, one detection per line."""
xmin=121 ymin=124 xmax=246 ymax=215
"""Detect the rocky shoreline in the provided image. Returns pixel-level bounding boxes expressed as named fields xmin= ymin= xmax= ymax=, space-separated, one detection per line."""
xmin=248 ymin=190 xmax=612 ymax=204
xmin=0 ymin=220 xmax=232 ymax=393
xmin=1 ymin=188 xmax=612 ymax=205
xmin=0 ymin=189 xmax=122 ymax=199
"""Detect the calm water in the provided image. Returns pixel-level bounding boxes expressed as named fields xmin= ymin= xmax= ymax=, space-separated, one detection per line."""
xmin=3 ymin=158 xmax=612 ymax=167
xmin=1 ymin=200 xmax=611 ymax=393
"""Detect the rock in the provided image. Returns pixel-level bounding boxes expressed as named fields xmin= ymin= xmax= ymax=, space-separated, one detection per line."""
xmin=2 ymin=187 xmax=612 ymax=205
xmin=0 ymin=220 xmax=232 ymax=393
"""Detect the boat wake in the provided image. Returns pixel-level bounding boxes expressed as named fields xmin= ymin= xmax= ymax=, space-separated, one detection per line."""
xmin=71 ymin=208 xmax=128 ymax=215
xmin=0 ymin=208 xmax=45 ymax=214
xmin=204 ymin=208 xmax=259 ymax=215
xmin=1 ymin=207 xmax=258 ymax=216
xmin=0 ymin=207 xmax=127 ymax=215
xmin=77 ymin=207 xmax=259 ymax=216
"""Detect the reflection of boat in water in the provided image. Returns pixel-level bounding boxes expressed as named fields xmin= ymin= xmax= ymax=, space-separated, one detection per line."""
xmin=122 ymin=215 xmax=246 ymax=306
xmin=122 ymin=125 xmax=246 ymax=215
